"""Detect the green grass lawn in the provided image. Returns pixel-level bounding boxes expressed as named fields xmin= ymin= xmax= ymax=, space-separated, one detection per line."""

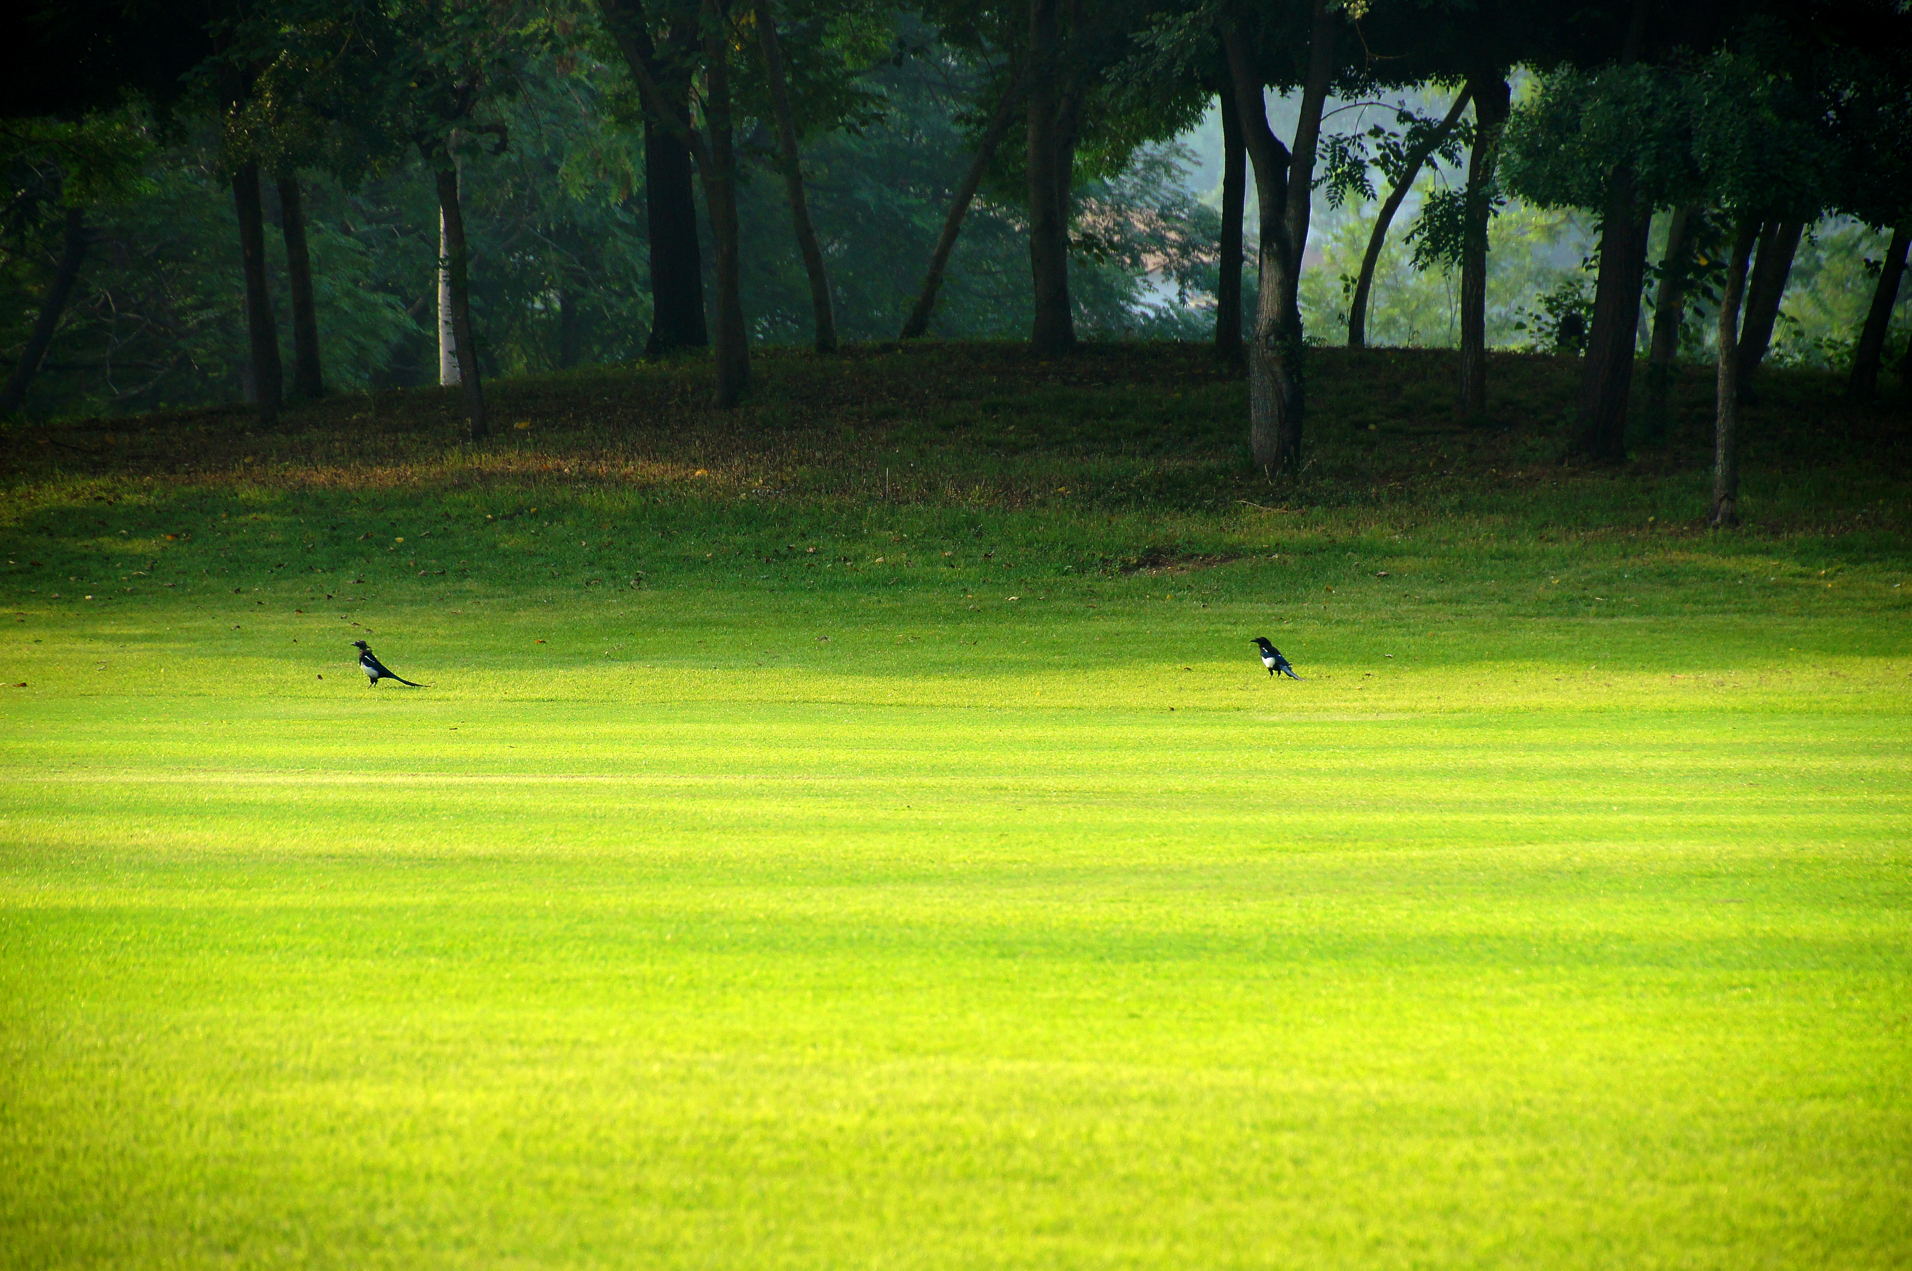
xmin=3 ymin=346 xmax=1910 ymax=1267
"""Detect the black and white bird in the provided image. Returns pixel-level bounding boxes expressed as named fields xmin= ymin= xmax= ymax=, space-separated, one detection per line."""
xmin=350 ymin=639 xmax=426 ymax=688
xmin=1250 ymin=637 xmax=1302 ymax=680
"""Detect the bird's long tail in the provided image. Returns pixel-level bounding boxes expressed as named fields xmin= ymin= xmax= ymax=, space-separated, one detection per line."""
xmin=1282 ymin=667 xmax=1303 ymax=680
xmin=390 ymin=675 xmax=427 ymax=687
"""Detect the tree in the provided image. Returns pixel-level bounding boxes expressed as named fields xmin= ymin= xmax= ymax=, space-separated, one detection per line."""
xmin=1641 ymin=201 xmax=1704 ymax=438
xmin=0 ymin=113 xmax=151 ymax=415
xmin=1710 ymin=219 xmax=1759 ymax=526
xmin=1337 ymin=88 xmax=1470 ymax=349
xmin=1455 ymin=72 xmax=1509 ymax=418
xmin=1826 ymin=9 xmax=1912 ymax=401
xmin=601 ymin=0 xmax=749 ymax=405
xmin=1733 ymin=217 xmax=1804 ymax=400
xmin=1026 ymin=0 xmax=1074 ymax=354
xmin=1221 ymin=0 xmax=1347 ymax=472
xmin=392 ymin=0 xmax=542 ymax=439
xmin=755 ymin=4 xmax=836 ymax=353
xmin=1504 ymin=61 xmax=1704 ymax=462
xmin=1688 ymin=53 xmax=1837 ymax=524
xmin=595 ymin=2 xmax=709 ymax=356
xmin=898 ymin=62 xmax=1025 ymax=340
xmin=1212 ymin=73 xmax=1245 ymax=361
xmin=0 ymin=207 xmax=89 ymax=417
xmin=1849 ymin=224 xmax=1909 ymax=400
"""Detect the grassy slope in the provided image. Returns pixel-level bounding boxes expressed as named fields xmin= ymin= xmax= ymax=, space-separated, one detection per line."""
xmin=2 ymin=345 xmax=1909 ymax=1269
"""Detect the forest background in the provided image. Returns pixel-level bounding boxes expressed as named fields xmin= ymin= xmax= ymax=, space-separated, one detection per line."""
xmin=1 ymin=0 xmax=1907 ymax=424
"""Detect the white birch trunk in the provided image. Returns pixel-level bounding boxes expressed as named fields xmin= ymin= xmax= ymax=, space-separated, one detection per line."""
xmin=438 ymin=205 xmax=460 ymax=386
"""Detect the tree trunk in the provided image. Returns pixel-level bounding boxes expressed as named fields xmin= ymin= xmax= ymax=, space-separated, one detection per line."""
xmin=757 ymin=7 xmax=835 ymax=354
xmin=1224 ymin=2 xmax=1334 ymax=473
xmin=1348 ymin=86 xmax=1470 ymax=348
xmin=596 ymin=0 xmax=708 ymax=355
xmin=1215 ymin=82 xmax=1245 ymax=362
xmin=0 ymin=206 xmax=89 ymax=416
xmin=276 ymin=173 xmax=324 ymax=399
xmin=1458 ymin=73 xmax=1510 ymax=418
xmin=1712 ymin=221 xmax=1758 ymax=527
xmin=1279 ymin=4 xmax=1333 ymax=278
xmin=1568 ymin=0 xmax=1653 ymax=463
xmin=437 ymin=189 xmax=460 ymax=385
xmin=1735 ymin=218 xmax=1803 ymax=399
xmin=1569 ymin=173 xmax=1651 ymax=463
xmin=643 ymin=116 xmax=708 ymax=355
xmin=231 ymin=160 xmax=283 ymax=424
xmin=1847 ymin=223 xmax=1909 ymax=401
xmin=701 ymin=0 xmax=748 ymax=405
xmin=1026 ymin=0 xmax=1074 ymax=356
xmin=1643 ymin=201 xmax=1699 ymax=437
xmin=900 ymin=66 xmax=1025 ymax=340
xmin=434 ymin=165 xmax=486 ymax=439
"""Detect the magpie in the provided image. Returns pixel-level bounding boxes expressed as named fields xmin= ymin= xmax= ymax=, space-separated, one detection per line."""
xmin=1251 ymin=636 xmax=1302 ymax=679
xmin=351 ymin=639 xmax=426 ymax=688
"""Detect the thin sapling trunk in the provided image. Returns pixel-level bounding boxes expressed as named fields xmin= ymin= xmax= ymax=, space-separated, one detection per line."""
xmin=756 ymin=6 xmax=835 ymax=354
xmin=434 ymin=164 xmax=487 ymax=439
xmin=1644 ymin=202 xmax=1699 ymax=437
xmin=1348 ymin=87 xmax=1470 ymax=349
xmin=277 ymin=173 xmax=324 ymax=399
xmin=1026 ymin=0 xmax=1074 ymax=356
xmin=1458 ymin=73 xmax=1509 ymax=418
xmin=1735 ymin=219 xmax=1803 ymax=400
xmin=1215 ymin=80 xmax=1245 ymax=362
xmin=231 ymin=160 xmax=283 ymax=423
xmin=901 ymin=66 xmax=1025 ymax=340
xmin=1847 ymin=223 xmax=1909 ymax=401
xmin=0 ymin=206 xmax=89 ymax=416
xmin=701 ymin=0 xmax=749 ymax=405
xmin=1712 ymin=221 xmax=1758 ymax=527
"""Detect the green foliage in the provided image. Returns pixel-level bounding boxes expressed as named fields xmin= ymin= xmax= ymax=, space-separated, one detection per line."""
xmin=1501 ymin=63 xmax=1702 ymax=217
xmin=1302 ymin=181 xmax=1588 ymax=350
xmin=1315 ymin=102 xmax=1474 ymax=211
xmin=1404 ymin=184 xmax=1470 ymax=273
xmin=1509 ymin=274 xmax=1594 ymax=353
xmin=1 ymin=14 xmax=1232 ymax=416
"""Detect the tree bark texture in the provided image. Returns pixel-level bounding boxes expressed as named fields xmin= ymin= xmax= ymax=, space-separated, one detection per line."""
xmin=757 ymin=8 xmax=835 ymax=354
xmin=1224 ymin=3 xmax=1334 ymax=474
xmin=434 ymin=165 xmax=487 ymax=439
xmin=1735 ymin=219 xmax=1802 ymax=397
xmin=1570 ymin=172 xmax=1651 ymax=463
xmin=1458 ymin=74 xmax=1509 ymax=417
xmin=1643 ymin=201 xmax=1699 ymax=436
xmin=438 ymin=204 xmax=460 ymax=385
xmin=1847 ymin=223 xmax=1909 ymax=401
xmin=0 ymin=206 xmax=89 ymax=416
xmin=700 ymin=0 xmax=748 ymax=404
xmin=596 ymin=0 xmax=708 ymax=356
xmin=231 ymin=160 xmax=283 ymax=423
xmin=1712 ymin=222 xmax=1758 ymax=527
xmin=900 ymin=66 xmax=1024 ymax=340
xmin=1026 ymin=0 xmax=1074 ymax=356
xmin=1279 ymin=4 xmax=1334 ymax=277
xmin=1214 ymin=82 xmax=1245 ymax=362
xmin=1347 ymin=87 xmax=1469 ymax=349
xmin=276 ymin=174 xmax=324 ymax=400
